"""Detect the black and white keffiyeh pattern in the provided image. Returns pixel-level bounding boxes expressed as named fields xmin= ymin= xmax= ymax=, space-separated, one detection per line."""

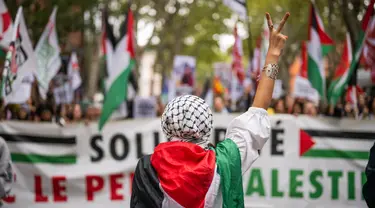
xmin=161 ymin=95 xmax=213 ymax=149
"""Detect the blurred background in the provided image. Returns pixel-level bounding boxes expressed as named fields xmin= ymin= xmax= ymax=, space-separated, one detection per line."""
xmin=1 ymin=0 xmax=375 ymax=124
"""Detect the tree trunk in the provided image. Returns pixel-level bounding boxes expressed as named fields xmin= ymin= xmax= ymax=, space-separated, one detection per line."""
xmin=85 ymin=36 xmax=100 ymax=99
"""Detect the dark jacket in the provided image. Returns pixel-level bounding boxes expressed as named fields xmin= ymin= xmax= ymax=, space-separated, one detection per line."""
xmin=363 ymin=142 xmax=375 ymax=208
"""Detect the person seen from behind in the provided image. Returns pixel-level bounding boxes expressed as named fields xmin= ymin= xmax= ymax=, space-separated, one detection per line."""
xmin=131 ymin=12 xmax=290 ymax=207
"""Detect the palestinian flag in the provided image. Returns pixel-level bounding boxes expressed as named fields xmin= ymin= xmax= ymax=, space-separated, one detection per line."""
xmin=300 ymin=129 xmax=373 ymax=160
xmin=328 ymin=33 xmax=352 ymax=105
xmin=131 ymin=140 xmax=244 ymax=207
xmin=34 ymin=7 xmax=62 ymax=100
xmin=307 ymin=2 xmax=334 ymax=98
xmin=347 ymin=0 xmax=375 ymax=90
xmin=98 ymin=9 xmax=135 ymax=131
xmin=100 ymin=7 xmax=116 ymax=79
xmin=0 ymin=0 xmax=12 ymax=50
xmin=0 ymin=130 xmax=76 ymax=164
xmin=0 ymin=7 xmax=37 ymax=103
xmin=300 ymin=41 xmax=308 ymax=78
xmin=345 ymin=85 xmax=364 ymax=106
xmin=231 ymin=24 xmax=245 ymax=83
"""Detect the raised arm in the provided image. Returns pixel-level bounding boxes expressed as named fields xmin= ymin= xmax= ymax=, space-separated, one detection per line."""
xmin=252 ymin=12 xmax=290 ymax=109
xmin=225 ymin=12 xmax=290 ymax=174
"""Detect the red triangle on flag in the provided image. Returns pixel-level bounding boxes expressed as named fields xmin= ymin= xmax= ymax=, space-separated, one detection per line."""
xmin=300 ymin=130 xmax=315 ymax=156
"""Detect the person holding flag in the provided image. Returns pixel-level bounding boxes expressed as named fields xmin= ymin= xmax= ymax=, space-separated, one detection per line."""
xmin=131 ymin=12 xmax=290 ymax=208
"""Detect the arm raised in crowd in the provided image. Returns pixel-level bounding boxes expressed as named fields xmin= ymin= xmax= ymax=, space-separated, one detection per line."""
xmin=252 ymin=12 xmax=290 ymax=110
xmin=225 ymin=12 xmax=290 ymax=174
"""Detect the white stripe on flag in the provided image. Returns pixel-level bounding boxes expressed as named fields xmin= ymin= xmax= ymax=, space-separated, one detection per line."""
xmin=312 ymin=138 xmax=373 ymax=151
xmin=7 ymin=142 xmax=76 ymax=156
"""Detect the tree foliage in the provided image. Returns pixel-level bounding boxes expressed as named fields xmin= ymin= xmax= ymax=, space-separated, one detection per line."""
xmin=5 ymin=0 xmax=372 ymax=92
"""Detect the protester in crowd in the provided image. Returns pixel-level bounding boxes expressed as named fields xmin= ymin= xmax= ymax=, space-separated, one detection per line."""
xmin=84 ymin=104 xmax=101 ymax=123
xmin=236 ymin=80 xmax=253 ymax=112
xmin=214 ymin=96 xmax=229 ymax=113
xmin=363 ymin=142 xmax=375 ymax=208
xmin=359 ymin=106 xmax=372 ymax=120
xmin=35 ymin=104 xmax=54 ymax=122
xmin=131 ymin=11 xmax=290 ymax=207
xmin=369 ymin=98 xmax=375 ymax=119
xmin=303 ymin=102 xmax=317 ymax=117
xmin=358 ymin=94 xmax=367 ymax=114
xmin=156 ymin=97 xmax=165 ymax=117
xmin=0 ymin=137 xmax=13 ymax=206
xmin=344 ymin=102 xmax=356 ymax=118
xmin=274 ymin=99 xmax=286 ymax=114
xmin=55 ymin=104 xmax=69 ymax=126
xmin=16 ymin=104 xmax=31 ymax=121
xmin=69 ymin=104 xmax=82 ymax=122
xmin=292 ymin=102 xmax=303 ymax=116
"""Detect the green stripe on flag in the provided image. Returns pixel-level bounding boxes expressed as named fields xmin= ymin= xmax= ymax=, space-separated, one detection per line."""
xmin=322 ymin=44 xmax=333 ymax=57
xmin=98 ymin=59 xmax=135 ymax=131
xmin=11 ymin=153 xmax=76 ymax=164
xmin=307 ymin=55 xmax=324 ymax=97
xmin=302 ymin=149 xmax=369 ymax=160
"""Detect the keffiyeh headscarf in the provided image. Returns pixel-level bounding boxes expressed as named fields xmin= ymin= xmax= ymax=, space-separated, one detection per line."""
xmin=161 ymin=95 xmax=213 ymax=149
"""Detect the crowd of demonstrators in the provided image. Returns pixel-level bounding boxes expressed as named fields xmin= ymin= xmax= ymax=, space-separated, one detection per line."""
xmin=211 ymin=89 xmax=375 ymax=120
xmin=1 ymin=84 xmax=374 ymax=123
xmin=0 ymin=97 xmax=102 ymax=125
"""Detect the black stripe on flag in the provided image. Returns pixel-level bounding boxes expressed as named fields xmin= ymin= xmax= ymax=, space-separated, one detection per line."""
xmin=310 ymin=5 xmax=319 ymax=31
xmin=131 ymin=155 xmax=163 ymax=207
xmin=303 ymin=130 xmax=375 ymax=140
xmin=0 ymin=133 xmax=76 ymax=145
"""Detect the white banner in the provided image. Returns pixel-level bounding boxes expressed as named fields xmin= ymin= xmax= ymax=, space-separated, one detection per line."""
xmin=1 ymin=115 xmax=373 ymax=208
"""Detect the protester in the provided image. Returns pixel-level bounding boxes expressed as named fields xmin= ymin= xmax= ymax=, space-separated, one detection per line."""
xmin=130 ymin=11 xmax=290 ymax=207
xmin=214 ymin=96 xmax=229 ymax=113
xmin=274 ymin=99 xmax=286 ymax=114
xmin=36 ymin=104 xmax=54 ymax=122
xmin=0 ymin=138 xmax=13 ymax=206
xmin=16 ymin=104 xmax=30 ymax=121
xmin=363 ymin=142 xmax=375 ymax=208
xmin=292 ymin=102 xmax=303 ymax=116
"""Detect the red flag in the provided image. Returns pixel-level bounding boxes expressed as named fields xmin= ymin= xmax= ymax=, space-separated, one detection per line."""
xmin=300 ymin=41 xmax=308 ymax=78
xmin=231 ymin=24 xmax=245 ymax=83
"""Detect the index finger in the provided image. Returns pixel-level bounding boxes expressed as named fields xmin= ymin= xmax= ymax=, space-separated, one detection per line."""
xmin=276 ymin=12 xmax=290 ymax=33
xmin=265 ymin=13 xmax=273 ymax=30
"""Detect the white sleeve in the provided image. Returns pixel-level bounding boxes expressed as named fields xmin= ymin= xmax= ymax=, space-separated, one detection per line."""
xmin=225 ymin=107 xmax=271 ymax=174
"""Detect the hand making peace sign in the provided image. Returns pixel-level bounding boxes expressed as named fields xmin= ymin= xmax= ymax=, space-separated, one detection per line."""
xmin=265 ymin=12 xmax=290 ymax=58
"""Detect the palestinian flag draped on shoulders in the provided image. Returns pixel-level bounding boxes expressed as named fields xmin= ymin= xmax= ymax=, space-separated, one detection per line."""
xmin=98 ymin=8 xmax=136 ymax=131
xmin=131 ymin=139 xmax=244 ymax=207
xmin=307 ymin=2 xmax=334 ymax=99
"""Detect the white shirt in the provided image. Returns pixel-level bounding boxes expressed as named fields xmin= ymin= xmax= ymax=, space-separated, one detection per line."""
xmin=226 ymin=107 xmax=271 ymax=174
xmin=204 ymin=107 xmax=271 ymax=207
